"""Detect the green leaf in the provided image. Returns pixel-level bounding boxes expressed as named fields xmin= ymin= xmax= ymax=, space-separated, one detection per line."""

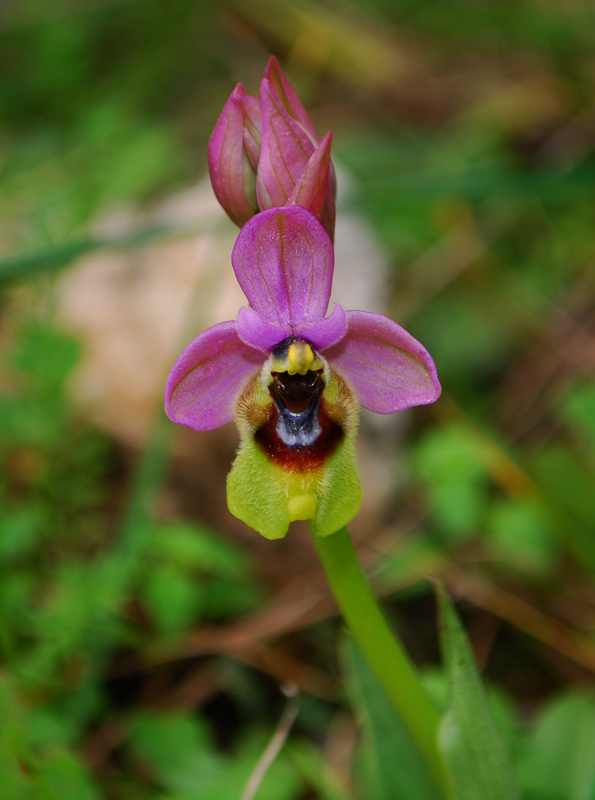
xmin=24 ymin=686 xmax=105 ymax=753
xmin=129 ymin=712 xmax=302 ymax=800
xmin=142 ymin=564 xmax=201 ymax=636
xmin=10 ymin=322 xmax=80 ymax=395
xmin=200 ymin=578 xmax=259 ymax=620
xmin=486 ymin=497 xmax=557 ymax=575
xmin=430 ymin=482 xmax=486 ymax=540
xmin=344 ymin=637 xmax=443 ymax=800
xmin=413 ymin=425 xmax=488 ymax=485
xmin=0 ymin=679 xmax=31 ymax=799
xmin=532 ymin=445 xmax=595 ymax=571
xmin=149 ymin=521 xmax=249 ymax=580
xmin=0 ymin=506 xmax=43 ymax=561
xmin=559 ymin=381 xmax=595 ymax=452
xmin=129 ymin=712 xmax=223 ymax=795
xmin=518 ymin=691 xmax=595 ymax=800
xmin=284 ymin=739 xmax=353 ymax=800
xmin=413 ymin=425 xmax=492 ymax=541
xmin=24 ymin=707 xmax=77 ymax=752
xmin=534 ymin=445 xmax=595 ymax=528
xmin=209 ymin=728 xmax=303 ymax=800
xmin=33 ymin=751 xmax=99 ymax=800
xmin=436 ymin=585 xmax=520 ymax=800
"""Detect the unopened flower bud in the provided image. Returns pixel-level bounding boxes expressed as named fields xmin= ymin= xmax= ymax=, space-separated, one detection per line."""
xmin=208 ymin=57 xmax=336 ymax=238
xmin=208 ymin=84 xmax=262 ymax=227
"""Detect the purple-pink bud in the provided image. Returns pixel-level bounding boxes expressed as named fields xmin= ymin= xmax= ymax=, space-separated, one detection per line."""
xmin=263 ymin=56 xmax=319 ymax=142
xmin=208 ymin=85 xmax=262 ymax=228
xmin=207 ymin=58 xmax=336 ymax=239
xmin=256 ymin=78 xmax=315 ymax=208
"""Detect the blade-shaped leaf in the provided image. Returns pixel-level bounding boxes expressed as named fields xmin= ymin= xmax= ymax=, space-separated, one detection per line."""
xmin=437 ymin=585 xmax=520 ymax=800
xmin=344 ymin=637 xmax=443 ymax=800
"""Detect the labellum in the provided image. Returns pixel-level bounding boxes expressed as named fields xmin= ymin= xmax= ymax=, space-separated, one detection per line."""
xmin=227 ymin=338 xmax=362 ymax=539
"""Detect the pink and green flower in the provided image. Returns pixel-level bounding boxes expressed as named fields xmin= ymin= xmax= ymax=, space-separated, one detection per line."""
xmin=165 ymin=206 xmax=440 ymax=539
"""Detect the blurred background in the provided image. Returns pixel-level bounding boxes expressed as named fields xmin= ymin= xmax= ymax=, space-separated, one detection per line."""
xmin=1 ymin=0 xmax=595 ymax=797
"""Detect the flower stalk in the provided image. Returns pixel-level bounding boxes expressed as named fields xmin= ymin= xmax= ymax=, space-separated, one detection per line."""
xmin=312 ymin=526 xmax=451 ymax=796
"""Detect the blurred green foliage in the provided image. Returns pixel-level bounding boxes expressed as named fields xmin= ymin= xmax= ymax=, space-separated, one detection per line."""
xmin=1 ymin=0 xmax=595 ymax=797
xmin=0 ymin=319 xmax=271 ymax=796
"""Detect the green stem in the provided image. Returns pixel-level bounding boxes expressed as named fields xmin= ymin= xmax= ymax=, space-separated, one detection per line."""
xmin=312 ymin=526 xmax=449 ymax=796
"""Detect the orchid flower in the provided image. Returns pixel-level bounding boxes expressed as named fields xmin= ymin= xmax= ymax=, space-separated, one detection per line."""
xmin=208 ymin=57 xmax=336 ymax=239
xmin=165 ymin=206 xmax=440 ymax=540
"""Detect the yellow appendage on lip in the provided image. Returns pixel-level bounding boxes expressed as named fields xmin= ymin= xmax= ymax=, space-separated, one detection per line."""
xmin=271 ymin=340 xmax=323 ymax=375
xmin=287 ymin=340 xmax=313 ymax=374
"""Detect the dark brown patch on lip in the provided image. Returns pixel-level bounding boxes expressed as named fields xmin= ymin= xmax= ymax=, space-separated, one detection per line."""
xmin=254 ymin=370 xmax=344 ymax=471
xmin=271 ymin=369 xmax=323 ymax=412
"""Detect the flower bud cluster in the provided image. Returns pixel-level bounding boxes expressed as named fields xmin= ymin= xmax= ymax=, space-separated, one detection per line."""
xmin=208 ymin=57 xmax=336 ymax=240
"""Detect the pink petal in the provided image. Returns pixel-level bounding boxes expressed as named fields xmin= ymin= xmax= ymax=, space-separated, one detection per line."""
xmin=165 ymin=321 xmax=263 ymax=431
xmin=256 ymin=79 xmax=315 ymax=210
xmin=237 ymin=301 xmax=346 ymax=353
xmin=207 ymin=85 xmax=261 ymax=227
xmin=232 ymin=206 xmax=335 ymax=329
xmin=295 ymin=301 xmax=346 ymax=350
xmin=264 ymin=56 xmax=319 ymax=141
xmin=324 ymin=310 xmax=441 ymax=413
xmin=236 ymin=306 xmax=290 ymax=352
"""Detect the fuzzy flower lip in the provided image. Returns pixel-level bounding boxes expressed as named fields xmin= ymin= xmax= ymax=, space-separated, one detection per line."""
xmin=165 ymin=206 xmax=441 ymax=432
